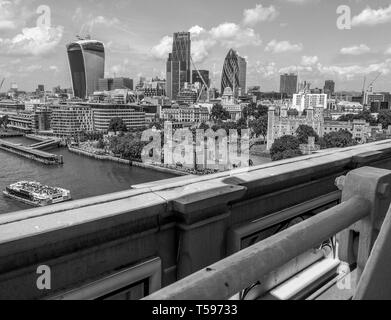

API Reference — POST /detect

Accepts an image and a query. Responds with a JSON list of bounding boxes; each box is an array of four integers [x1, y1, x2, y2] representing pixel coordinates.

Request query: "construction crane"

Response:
[[0, 78, 5, 92], [191, 57, 210, 103], [361, 76, 366, 105], [363, 72, 381, 106]]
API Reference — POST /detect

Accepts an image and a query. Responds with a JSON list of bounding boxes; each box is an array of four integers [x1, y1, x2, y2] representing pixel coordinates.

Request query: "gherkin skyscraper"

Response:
[[221, 49, 247, 97]]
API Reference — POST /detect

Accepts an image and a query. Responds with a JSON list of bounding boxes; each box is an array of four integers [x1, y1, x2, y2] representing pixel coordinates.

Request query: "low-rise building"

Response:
[[51, 105, 94, 137], [7, 109, 52, 133], [88, 103, 146, 132], [162, 105, 209, 123], [267, 105, 324, 150], [221, 87, 246, 121]]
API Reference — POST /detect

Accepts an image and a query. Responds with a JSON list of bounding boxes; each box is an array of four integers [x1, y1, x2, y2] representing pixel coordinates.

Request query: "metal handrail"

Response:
[[146, 196, 371, 300]]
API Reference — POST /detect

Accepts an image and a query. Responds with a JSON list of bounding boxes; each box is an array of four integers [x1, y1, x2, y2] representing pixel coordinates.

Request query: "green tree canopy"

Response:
[[322, 130, 358, 149], [108, 117, 128, 133], [270, 135, 302, 161], [378, 110, 391, 129], [0, 115, 9, 129], [249, 115, 268, 140], [296, 125, 319, 144], [210, 104, 230, 122], [243, 103, 268, 120], [338, 110, 377, 126]]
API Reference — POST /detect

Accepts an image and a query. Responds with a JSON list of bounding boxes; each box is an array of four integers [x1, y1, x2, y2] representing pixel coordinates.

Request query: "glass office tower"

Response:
[[67, 40, 105, 99]]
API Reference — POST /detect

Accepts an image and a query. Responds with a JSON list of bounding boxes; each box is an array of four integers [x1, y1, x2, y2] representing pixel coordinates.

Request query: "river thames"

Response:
[[0, 137, 176, 214]]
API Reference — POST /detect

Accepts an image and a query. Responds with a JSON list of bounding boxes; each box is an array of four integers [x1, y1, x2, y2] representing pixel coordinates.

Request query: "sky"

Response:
[[1, 0, 391, 92]]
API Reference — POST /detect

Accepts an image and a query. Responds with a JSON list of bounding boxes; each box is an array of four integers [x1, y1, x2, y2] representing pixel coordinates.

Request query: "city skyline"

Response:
[[1, 0, 391, 92]]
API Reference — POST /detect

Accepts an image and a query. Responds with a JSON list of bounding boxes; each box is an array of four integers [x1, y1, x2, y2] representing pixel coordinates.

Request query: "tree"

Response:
[[270, 135, 302, 161], [199, 122, 210, 131], [338, 110, 377, 126], [210, 104, 230, 122], [358, 110, 377, 126], [338, 114, 356, 122], [249, 115, 268, 141], [109, 117, 128, 133], [1, 115, 8, 130], [378, 110, 391, 129], [296, 125, 319, 144], [322, 130, 358, 149], [149, 119, 164, 130], [96, 139, 105, 149], [287, 109, 299, 117], [243, 103, 268, 120]]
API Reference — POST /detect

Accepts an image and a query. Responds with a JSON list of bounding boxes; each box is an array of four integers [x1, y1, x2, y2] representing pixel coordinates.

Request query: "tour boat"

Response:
[[3, 181, 72, 207]]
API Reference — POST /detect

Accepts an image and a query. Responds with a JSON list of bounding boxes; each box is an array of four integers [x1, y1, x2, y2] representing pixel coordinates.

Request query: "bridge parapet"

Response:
[[146, 166, 391, 300], [1, 140, 391, 299]]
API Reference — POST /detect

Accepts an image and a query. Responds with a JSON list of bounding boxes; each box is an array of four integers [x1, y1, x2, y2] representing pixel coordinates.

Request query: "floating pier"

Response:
[[0, 139, 63, 165]]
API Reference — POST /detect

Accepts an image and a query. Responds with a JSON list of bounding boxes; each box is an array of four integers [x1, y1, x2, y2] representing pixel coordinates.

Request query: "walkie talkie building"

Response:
[[221, 49, 247, 97], [67, 40, 105, 99]]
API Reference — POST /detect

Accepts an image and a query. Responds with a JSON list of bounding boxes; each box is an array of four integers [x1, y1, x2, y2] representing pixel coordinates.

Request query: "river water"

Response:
[[0, 137, 176, 214]]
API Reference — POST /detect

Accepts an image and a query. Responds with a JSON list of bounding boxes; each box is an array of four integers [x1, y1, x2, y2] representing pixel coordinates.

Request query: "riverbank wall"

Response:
[[68, 147, 188, 176], [0, 132, 24, 138]]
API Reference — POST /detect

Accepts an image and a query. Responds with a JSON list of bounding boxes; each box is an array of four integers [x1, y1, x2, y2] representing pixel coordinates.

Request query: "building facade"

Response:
[[280, 73, 298, 96], [166, 32, 191, 101], [324, 80, 335, 98], [51, 105, 94, 137], [88, 104, 146, 132], [67, 40, 105, 99], [221, 87, 244, 121], [267, 106, 382, 150], [267, 105, 325, 150], [292, 93, 328, 113], [221, 49, 247, 98], [162, 105, 209, 123]]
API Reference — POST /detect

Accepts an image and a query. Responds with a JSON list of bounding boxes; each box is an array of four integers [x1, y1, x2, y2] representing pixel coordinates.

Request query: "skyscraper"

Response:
[[166, 32, 191, 101], [324, 80, 335, 98], [67, 40, 105, 99], [280, 73, 298, 96], [221, 49, 247, 97]]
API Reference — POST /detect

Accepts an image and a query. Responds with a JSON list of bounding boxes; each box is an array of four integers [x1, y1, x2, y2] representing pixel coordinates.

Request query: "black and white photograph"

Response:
[[1, 0, 391, 306]]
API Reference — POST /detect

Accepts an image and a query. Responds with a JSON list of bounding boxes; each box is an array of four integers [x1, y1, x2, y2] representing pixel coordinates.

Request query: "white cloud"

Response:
[[385, 46, 391, 55], [0, 0, 32, 30], [0, 25, 64, 56], [210, 23, 262, 48], [49, 65, 59, 72], [280, 55, 391, 81], [352, 5, 391, 27], [80, 15, 121, 34], [151, 22, 262, 63], [265, 40, 303, 53], [24, 65, 42, 72], [301, 55, 319, 66], [243, 4, 279, 26], [318, 61, 391, 79], [340, 44, 371, 55], [283, 0, 319, 4], [150, 35, 173, 60], [255, 61, 277, 77]]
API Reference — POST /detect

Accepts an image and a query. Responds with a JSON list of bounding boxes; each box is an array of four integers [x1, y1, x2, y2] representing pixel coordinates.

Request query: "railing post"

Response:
[[336, 166, 391, 281], [171, 184, 246, 280]]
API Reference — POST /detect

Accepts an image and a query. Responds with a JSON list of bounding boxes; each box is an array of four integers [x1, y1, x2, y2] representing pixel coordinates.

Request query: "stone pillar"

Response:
[[172, 183, 247, 280], [266, 106, 276, 151]]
